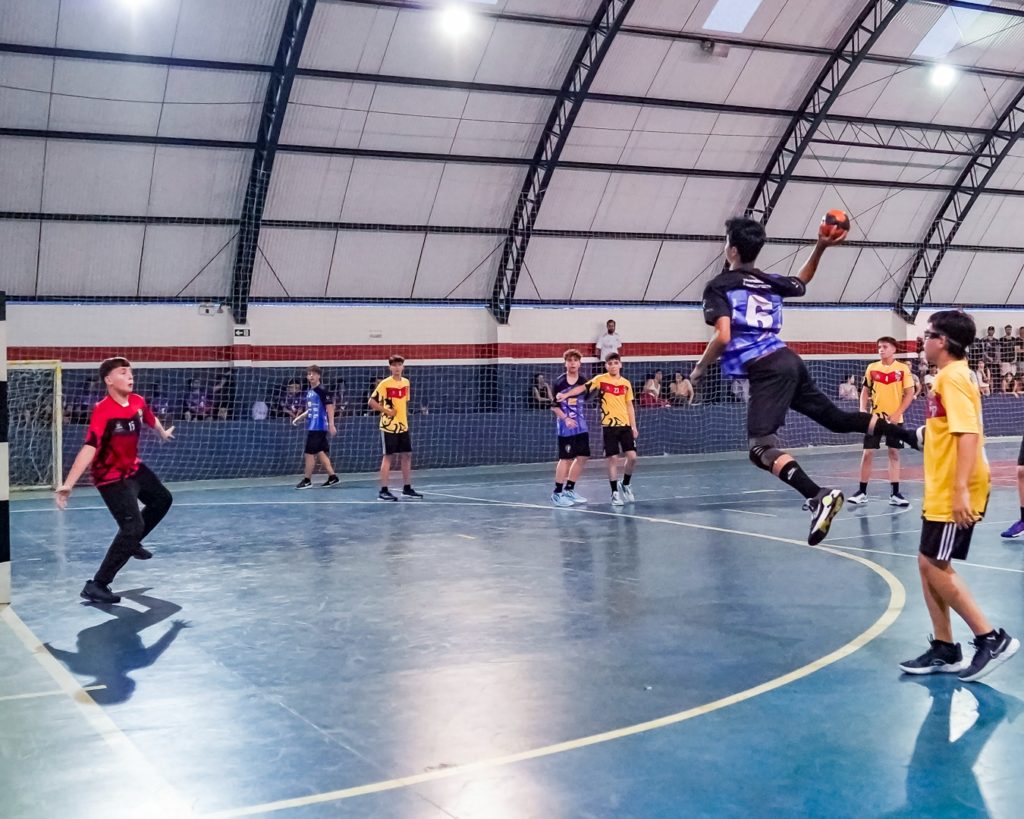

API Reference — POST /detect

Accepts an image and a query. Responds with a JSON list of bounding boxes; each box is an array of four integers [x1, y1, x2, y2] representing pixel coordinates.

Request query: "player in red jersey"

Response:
[[56, 357, 176, 604]]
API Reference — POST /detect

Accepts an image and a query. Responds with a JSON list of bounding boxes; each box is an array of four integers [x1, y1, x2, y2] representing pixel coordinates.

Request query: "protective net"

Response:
[[7, 361, 62, 489]]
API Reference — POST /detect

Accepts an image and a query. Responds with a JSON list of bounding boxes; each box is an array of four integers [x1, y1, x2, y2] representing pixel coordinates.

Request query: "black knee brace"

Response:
[[749, 444, 785, 472]]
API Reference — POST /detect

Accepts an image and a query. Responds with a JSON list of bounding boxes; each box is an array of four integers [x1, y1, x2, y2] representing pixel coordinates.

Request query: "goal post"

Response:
[[7, 360, 63, 490], [1, 291, 9, 604]]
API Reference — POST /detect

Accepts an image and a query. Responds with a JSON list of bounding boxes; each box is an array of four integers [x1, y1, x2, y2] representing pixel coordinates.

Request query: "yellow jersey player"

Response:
[[848, 337, 915, 507], [900, 310, 1018, 682], [368, 355, 422, 501]]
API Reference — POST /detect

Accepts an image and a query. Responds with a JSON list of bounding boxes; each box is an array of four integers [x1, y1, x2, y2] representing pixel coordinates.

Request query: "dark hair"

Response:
[[307, 364, 321, 375], [99, 357, 131, 380], [876, 336, 897, 347], [605, 353, 621, 363], [725, 217, 766, 264], [388, 355, 405, 365], [929, 310, 975, 359]]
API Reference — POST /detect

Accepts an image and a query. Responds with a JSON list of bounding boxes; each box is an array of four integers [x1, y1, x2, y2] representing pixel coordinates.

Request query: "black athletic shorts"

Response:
[[557, 432, 591, 460], [382, 431, 412, 455], [863, 431, 904, 450], [1018, 435, 1024, 466], [305, 431, 330, 455], [603, 426, 636, 457], [919, 519, 975, 561], [745, 347, 835, 438]]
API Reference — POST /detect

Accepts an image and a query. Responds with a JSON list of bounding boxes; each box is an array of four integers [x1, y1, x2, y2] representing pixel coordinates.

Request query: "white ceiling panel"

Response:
[[138, 225, 236, 297], [533, 170, 610, 231], [563, 101, 641, 164], [149, 147, 249, 218], [725, 51, 827, 109], [0, 138, 45, 211], [451, 114, 541, 158], [55, 0, 180, 55], [37, 222, 144, 296], [41, 141, 154, 215], [473, 21, 578, 87], [252, 228, 336, 298], [589, 34, 673, 97], [792, 245, 860, 301], [590, 174, 688, 233], [0, 55, 52, 130], [986, 148, 1024, 190], [281, 79, 373, 147], [378, 9, 496, 81], [762, 0, 862, 47], [664, 177, 753, 234], [642, 241, 722, 302], [159, 69, 267, 141], [618, 106, 721, 168], [413, 234, 505, 299], [797, 143, 966, 186], [866, 187, 945, 243], [519, 237, 589, 300], [0, 221, 41, 296], [500, 0, 600, 18], [953, 252, 1024, 304], [956, 196, 1024, 247], [870, 2, 945, 61], [428, 164, 523, 227], [264, 154, 354, 221], [0, 0, 59, 46], [1003, 257, 1024, 304], [340, 159, 445, 224], [360, 108, 461, 153], [837, 247, 915, 303], [571, 239, 661, 300], [301, 3, 398, 73], [924, 250, 974, 304], [326, 231, 423, 297], [625, 0, 702, 31], [48, 59, 165, 135], [172, 0, 288, 63]]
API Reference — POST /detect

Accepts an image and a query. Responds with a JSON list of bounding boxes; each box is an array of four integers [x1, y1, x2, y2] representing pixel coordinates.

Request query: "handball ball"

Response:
[[819, 209, 850, 239]]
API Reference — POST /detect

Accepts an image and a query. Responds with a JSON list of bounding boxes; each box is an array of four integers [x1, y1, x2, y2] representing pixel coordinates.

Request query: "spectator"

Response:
[[653, 369, 665, 398], [642, 373, 660, 400], [998, 324, 1016, 377], [730, 377, 750, 403], [531, 373, 555, 409], [183, 377, 212, 421], [150, 384, 172, 425], [279, 379, 305, 421], [838, 374, 859, 400], [639, 389, 670, 408], [916, 336, 928, 376], [978, 325, 998, 369], [669, 371, 695, 405], [911, 371, 923, 399], [923, 364, 938, 395], [251, 399, 269, 420], [595, 319, 622, 365], [332, 378, 349, 416], [211, 371, 233, 420], [1016, 327, 1024, 373], [974, 361, 992, 397], [1001, 370, 1021, 396]]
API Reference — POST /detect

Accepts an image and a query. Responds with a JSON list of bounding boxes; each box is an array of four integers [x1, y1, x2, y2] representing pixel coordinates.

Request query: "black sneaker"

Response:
[[378, 488, 397, 502], [899, 636, 965, 674], [402, 487, 424, 499], [807, 488, 844, 546], [322, 475, 340, 487], [295, 478, 312, 490], [959, 629, 1021, 683], [80, 580, 120, 604], [133, 545, 153, 560]]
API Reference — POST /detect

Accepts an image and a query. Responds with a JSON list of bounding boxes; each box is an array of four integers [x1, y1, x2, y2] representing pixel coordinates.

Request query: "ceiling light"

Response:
[[930, 63, 957, 88], [439, 3, 473, 38]]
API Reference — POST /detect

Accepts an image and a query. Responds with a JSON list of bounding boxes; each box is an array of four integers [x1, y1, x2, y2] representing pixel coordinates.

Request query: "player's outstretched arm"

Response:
[[291, 410, 308, 427], [797, 232, 847, 284], [691, 316, 731, 382], [55, 444, 97, 509], [555, 384, 587, 402], [152, 417, 175, 441]]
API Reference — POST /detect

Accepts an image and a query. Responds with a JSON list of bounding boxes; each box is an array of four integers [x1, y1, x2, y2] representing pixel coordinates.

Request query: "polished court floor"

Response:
[[3, 444, 1024, 818]]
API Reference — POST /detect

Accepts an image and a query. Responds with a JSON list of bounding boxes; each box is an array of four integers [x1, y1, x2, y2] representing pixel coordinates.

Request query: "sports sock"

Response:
[[555, 482, 564, 494], [403, 484, 412, 492], [622, 473, 632, 486], [565, 480, 575, 491], [778, 460, 821, 500], [609, 480, 618, 492], [858, 482, 868, 494], [1019, 506, 1023, 521], [891, 482, 900, 495]]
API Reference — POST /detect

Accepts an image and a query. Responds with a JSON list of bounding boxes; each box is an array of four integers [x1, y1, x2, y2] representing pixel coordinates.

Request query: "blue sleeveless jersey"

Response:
[[553, 373, 588, 436]]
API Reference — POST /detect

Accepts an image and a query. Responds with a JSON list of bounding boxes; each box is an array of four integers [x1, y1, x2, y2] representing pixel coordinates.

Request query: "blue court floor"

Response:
[[3, 444, 1024, 819]]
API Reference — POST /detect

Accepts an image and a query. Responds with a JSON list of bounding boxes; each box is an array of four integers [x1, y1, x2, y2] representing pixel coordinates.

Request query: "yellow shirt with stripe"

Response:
[[586, 374, 634, 427], [372, 377, 410, 433], [863, 360, 913, 417], [922, 360, 989, 523]]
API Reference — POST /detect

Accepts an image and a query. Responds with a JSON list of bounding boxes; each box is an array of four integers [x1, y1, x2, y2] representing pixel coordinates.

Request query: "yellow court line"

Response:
[[0, 684, 105, 703], [0, 606, 196, 818], [203, 493, 906, 819]]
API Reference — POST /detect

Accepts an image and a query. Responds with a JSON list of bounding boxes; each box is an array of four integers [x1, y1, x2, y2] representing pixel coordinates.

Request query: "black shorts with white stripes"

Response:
[[919, 519, 975, 561]]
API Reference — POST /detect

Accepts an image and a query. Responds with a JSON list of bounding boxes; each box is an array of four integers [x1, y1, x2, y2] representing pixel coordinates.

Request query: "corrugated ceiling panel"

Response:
[[924, 250, 974, 304], [642, 241, 723, 302], [0, 138, 44, 211], [159, 69, 267, 141], [563, 101, 642, 164], [37, 222, 144, 296], [0, 55, 52, 130], [172, 0, 289, 63], [0, 221, 40, 296], [956, 196, 1024, 247], [954, 252, 1024, 303], [870, 1, 944, 60], [986, 148, 1024, 190], [797, 143, 967, 186], [500, 0, 600, 18], [473, 20, 578, 87], [533, 169, 610, 231], [138, 225, 236, 297], [793, 245, 861, 301], [590, 174, 688, 232], [1004, 257, 1024, 303], [838, 247, 916, 303], [149, 147, 249, 218], [428, 164, 523, 227], [48, 59, 165, 136], [450, 98, 545, 158], [41, 141, 155, 215], [589, 34, 674, 97], [281, 79, 373, 147], [625, 0, 702, 31], [253, 228, 335, 298], [264, 154, 354, 221], [55, 0, 179, 55], [663, 177, 753, 234], [725, 51, 828, 109], [340, 159, 445, 224], [0, 0, 59, 46], [412, 234, 504, 298], [519, 237, 589, 300], [300, 3, 398, 73], [377, 9, 495, 81], [571, 239, 661, 300], [762, 0, 863, 47], [326, 231, 423, 297]]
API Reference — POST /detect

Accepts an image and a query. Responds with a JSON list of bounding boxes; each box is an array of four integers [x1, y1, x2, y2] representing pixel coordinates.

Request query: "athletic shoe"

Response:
[[611, 490, 624, 507], [378, 488, 397, 502], [133, 545, 153, 560], [915, 425, 926, 450], [889, 492, 910, 507], [620, 485, 635, 503], [322, 475, 340, 487], [562, 489, 587, 504], [402, 487, 424, 499], [801, 498, 811, 511], [847, 491, 868, 506], [1000, 520, 1024, 539], [959, 629, 1020, 683], [80, 580, 120, 605], [807, 488, 844, 546], [295, 478, 312, 490], [899, 636, 966, 674], [551, 492, 575, 508]]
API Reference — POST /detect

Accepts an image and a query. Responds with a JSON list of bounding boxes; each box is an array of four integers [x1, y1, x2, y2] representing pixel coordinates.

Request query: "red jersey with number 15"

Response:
[[85, 394, 157, 485]]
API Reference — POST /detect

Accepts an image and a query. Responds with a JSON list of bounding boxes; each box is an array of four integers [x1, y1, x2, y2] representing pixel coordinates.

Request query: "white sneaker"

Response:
[[620, 485, 635, 503], [611, 490, 624, 506], [551, 492, 574, 508], [889, 492, 910, 507], [848, 491, 868, 505], [563, 489, 588, 504]]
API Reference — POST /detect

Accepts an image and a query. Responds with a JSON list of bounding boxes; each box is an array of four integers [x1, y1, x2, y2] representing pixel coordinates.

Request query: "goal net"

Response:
[[7, 361, 62, 489]]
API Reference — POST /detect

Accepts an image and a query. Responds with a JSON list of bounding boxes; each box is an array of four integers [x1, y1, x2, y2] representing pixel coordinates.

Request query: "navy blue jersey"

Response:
[[702, 268, 806, 377], [305, 385, 332, 431], [553, 373, 588, 437]]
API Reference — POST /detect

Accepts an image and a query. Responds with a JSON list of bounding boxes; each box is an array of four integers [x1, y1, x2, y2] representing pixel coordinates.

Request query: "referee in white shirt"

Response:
[[595, 319, 622, 373]]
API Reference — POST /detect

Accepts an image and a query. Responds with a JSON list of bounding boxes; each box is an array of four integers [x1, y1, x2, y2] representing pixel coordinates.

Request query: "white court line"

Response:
[[720, 508, 777, 518], [0, 606, 195, 817], [824, 543, 1024, 575], [9, 500, 509, 514], [0, 684, 106, 703], [202, 491, 905, 818], [841, 509, 913, 521]]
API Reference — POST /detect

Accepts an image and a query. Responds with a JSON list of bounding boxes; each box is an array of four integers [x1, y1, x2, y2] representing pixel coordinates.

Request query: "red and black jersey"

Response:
[[85, 394, 157, 485]]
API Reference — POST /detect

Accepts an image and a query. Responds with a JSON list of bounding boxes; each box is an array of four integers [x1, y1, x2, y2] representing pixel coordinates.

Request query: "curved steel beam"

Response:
[[229, 0, 317, 324], [895, 83, 1024, 321], [488, 0, 635, 324], [744, 0, 909, 223]]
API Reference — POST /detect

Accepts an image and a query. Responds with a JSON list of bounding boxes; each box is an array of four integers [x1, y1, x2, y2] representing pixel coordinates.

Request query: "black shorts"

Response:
[[1017, 435, 1024, 466], [919, 519, 975, 561], [382, 431, 412, 455], [557, 432, 591, 460], [863, 432, 904, 450], [305, 431, 330, 455], [603, 426, 636, 457], [745, 347, 837, 438]]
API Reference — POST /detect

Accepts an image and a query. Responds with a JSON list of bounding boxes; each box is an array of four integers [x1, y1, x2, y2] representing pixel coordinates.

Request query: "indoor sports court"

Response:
[[3, 1, 1024, 817]]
